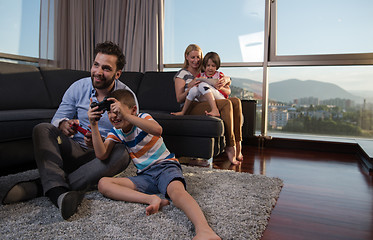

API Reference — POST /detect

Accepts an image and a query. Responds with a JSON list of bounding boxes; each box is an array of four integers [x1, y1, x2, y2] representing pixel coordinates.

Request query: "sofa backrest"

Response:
[[0, 62, 52, 110], [39, 67, 90, 108], [136, 71, 180, 112], [118, 72, 144, 95]]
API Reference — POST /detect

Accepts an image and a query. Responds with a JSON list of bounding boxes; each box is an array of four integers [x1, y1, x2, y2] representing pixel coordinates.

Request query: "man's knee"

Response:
[[33, 122, 54, 135]]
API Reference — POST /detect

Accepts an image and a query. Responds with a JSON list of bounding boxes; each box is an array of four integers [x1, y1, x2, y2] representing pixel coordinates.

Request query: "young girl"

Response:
[[172, 52, 230, 117]]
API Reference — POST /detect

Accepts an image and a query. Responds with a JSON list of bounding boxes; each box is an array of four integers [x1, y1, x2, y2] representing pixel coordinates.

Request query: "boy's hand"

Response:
[[88, 98, 104, 124], [107, 98, 128, 119], [84, 131, 93, 147]]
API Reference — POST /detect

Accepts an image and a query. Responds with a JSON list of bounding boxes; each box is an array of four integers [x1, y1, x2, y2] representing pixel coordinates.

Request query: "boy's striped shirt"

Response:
[[106, 113, 178, 172]]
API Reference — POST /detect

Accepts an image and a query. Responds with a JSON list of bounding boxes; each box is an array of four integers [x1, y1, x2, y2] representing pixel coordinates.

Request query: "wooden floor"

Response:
[[210, 145, 373, 240]]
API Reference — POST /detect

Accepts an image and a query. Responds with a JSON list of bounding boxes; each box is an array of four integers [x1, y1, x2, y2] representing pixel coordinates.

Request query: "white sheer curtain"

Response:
[[39, 0, 164, 72]]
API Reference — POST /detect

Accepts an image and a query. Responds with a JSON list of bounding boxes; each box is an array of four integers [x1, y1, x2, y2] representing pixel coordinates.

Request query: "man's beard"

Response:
[[91, 74, 115, 89]]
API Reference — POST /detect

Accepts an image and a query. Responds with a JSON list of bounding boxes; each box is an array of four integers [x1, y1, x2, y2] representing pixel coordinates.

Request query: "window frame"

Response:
[[163, 0, 373, 137]]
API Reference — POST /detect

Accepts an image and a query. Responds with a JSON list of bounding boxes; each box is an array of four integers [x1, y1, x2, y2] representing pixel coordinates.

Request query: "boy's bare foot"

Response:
[[145, 196, 170, 216], [171, 111, 184, 116], [225, 146, 240, 165], [205, 110, 220, 117], [193, 228, 221, 240]]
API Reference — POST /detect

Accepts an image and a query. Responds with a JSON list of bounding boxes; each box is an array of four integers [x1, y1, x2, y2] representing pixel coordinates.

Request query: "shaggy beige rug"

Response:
[[0, 164, 283, 240]]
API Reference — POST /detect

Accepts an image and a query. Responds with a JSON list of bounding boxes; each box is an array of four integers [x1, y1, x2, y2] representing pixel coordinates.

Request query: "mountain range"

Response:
[[231, 77, 371, 104]]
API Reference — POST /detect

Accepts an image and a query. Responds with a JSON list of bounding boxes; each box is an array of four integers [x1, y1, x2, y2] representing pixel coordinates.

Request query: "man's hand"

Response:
[[59, 119, 79, 137]]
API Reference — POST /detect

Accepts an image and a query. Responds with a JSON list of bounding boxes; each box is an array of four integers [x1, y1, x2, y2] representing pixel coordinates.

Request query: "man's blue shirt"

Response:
[[52, 77, 138, 147]]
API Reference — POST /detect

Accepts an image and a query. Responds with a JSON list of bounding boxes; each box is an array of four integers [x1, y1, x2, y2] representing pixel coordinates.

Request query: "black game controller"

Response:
[[90, 97, 114, 112], [71, 123, 91, 136]]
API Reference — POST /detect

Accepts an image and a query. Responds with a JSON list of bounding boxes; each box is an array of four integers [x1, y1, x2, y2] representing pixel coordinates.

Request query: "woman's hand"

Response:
[[187, 78, 201, 89], [175, 77, 200, 104]]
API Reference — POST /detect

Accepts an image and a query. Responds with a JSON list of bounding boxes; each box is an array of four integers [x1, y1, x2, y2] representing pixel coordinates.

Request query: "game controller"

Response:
[[71, 123, 91, 136], [90, 97, 114, 112]]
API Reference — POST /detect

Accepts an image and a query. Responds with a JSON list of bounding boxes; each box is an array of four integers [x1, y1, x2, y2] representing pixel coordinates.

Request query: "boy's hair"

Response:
[[94, 41, 126, 71], [109, 89, 136, 109], [202, 52, 221, 70], [183, 44, 203, 70]]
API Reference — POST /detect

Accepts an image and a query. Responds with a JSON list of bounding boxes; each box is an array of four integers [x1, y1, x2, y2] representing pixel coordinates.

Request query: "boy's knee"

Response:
[[97, 177, 110, 194], [166, 180, 186, 200]]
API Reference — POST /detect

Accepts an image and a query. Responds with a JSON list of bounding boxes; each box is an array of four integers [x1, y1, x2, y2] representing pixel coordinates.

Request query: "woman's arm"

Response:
[[174, 77, 189, 103], [175, 77, 201, 104]]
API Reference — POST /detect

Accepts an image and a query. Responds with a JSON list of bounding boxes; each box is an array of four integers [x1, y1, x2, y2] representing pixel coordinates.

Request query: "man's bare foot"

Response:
[[171, 111, 185, 116], [145, 196, 170, 216], [205, 109, 220, 117], [193, 228, 221, 240], [225, 146, 240, 165]]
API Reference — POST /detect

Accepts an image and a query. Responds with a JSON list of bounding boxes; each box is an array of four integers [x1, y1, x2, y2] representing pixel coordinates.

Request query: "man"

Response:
[[2, 41, 138, 220]]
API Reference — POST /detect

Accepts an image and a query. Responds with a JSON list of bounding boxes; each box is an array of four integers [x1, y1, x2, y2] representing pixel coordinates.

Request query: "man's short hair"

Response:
[[94, 41, 126, 71], [109, 89, 136, 108]]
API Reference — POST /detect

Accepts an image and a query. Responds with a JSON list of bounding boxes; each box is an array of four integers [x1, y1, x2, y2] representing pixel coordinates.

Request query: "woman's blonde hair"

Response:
[[183, 44, 203, 70]]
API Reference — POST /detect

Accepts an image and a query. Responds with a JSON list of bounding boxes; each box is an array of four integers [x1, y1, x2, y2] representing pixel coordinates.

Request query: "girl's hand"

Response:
[[215, 76, 231, 89]]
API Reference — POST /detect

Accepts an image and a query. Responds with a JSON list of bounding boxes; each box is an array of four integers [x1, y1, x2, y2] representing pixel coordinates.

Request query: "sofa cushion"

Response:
[[147, 112, 224, 138], [0, 109, 56, 142], [0, 62, 52, 110], [119, 72, 144, 94], [39, 67, 90, 108], [137, 71, 180, 112]]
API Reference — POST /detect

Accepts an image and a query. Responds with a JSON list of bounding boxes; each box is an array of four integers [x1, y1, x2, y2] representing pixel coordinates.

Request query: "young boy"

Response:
[[88, 89, 220, 240]]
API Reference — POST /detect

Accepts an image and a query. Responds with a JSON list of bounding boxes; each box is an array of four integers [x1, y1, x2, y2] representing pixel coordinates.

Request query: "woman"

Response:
[[174, 44, 243, 165]]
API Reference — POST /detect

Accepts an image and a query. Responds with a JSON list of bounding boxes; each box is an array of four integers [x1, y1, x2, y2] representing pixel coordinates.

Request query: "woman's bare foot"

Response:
[[171, 111, 185, 116], [145, 195, 170, 216], [236, 141, 243, 161], [205, 109, 220, 117], [225, 146, 240, 165]]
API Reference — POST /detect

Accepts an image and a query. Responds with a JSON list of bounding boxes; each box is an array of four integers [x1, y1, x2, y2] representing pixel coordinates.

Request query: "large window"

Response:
[[276, 0, 373, 56], [164, 0, 373, 139], [164, 0, 265, 64], [0, 0, 40, 59]]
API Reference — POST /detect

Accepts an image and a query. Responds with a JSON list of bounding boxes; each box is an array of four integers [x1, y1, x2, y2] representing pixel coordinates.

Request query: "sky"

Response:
[[0, 0, 372, 93]]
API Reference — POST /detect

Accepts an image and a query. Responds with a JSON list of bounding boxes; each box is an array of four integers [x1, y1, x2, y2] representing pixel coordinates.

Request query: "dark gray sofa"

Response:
[[0, 61, 226, 176]]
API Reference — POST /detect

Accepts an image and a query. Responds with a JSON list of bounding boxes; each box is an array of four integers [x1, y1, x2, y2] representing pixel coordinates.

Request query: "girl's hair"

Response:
[[202, 52, 221, 71], [183, 44, 203, 70], [109, 89, 136, 108]]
